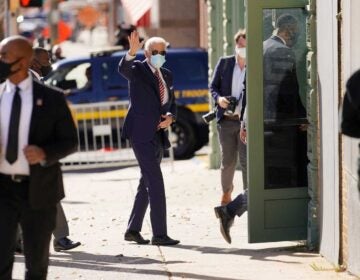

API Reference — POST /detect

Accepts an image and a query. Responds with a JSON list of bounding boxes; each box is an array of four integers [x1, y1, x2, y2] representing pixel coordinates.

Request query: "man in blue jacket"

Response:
[[210, 30, 247, 207], [118, 31, 179, 246]]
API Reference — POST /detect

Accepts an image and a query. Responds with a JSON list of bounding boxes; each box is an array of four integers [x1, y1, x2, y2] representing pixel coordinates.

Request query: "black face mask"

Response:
[[288, 30, 299, 47], [0, 58, 21, 81], [40, 65, 52, 77]]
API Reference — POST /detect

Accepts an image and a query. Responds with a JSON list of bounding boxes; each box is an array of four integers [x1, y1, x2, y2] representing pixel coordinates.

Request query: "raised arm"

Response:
[[118, 31, 145, 80]]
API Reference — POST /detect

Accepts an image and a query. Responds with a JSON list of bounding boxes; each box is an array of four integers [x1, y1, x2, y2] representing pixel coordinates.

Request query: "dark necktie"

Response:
[[6, 86, 21, 164], [154, 70, 165, 105]]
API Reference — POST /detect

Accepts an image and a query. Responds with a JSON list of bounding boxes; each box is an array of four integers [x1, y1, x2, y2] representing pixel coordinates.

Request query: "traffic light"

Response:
[[20, 0, 43, 8]]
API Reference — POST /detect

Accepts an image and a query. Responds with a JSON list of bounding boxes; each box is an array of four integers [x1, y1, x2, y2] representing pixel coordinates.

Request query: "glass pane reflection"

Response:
[[262, 9, 308, 189]]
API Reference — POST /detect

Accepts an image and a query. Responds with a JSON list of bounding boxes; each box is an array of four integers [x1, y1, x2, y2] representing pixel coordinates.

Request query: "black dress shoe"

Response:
[[54, 237, 81, 252], [214, 206, 234, 244], [151, 235, 180, 246], [124, 231, 150, 244]]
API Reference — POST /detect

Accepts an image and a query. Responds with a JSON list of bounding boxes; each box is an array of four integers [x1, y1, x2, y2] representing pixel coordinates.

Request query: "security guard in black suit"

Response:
[[0, 36, 78, 280]]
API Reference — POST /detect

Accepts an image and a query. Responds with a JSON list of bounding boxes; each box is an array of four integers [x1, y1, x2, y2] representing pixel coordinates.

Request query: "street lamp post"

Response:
[[49, 0, 59, 46], [5, 0, 19, 37]]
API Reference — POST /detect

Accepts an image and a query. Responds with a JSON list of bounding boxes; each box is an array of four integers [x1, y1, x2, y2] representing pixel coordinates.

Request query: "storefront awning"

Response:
[[121, 0, 153, 25]]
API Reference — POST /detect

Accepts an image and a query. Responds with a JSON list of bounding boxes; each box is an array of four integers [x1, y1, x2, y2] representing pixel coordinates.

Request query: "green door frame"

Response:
[[246, 0, 310, 243]]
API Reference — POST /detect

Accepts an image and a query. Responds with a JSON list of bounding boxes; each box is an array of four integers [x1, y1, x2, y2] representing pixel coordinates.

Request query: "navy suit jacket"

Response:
[[210, 55, 246, 122], [118, 56, 176, 148]]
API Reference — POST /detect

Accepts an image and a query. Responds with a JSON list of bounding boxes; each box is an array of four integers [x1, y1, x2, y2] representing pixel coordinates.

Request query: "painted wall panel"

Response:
[[317, 0, 339, 263]]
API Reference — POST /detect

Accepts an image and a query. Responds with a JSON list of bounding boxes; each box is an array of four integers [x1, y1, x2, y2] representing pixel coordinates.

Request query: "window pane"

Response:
[[262, 8, 308, 189]]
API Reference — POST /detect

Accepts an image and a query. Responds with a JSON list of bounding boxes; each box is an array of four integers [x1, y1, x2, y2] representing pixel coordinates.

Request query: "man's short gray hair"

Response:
[[144, 37, 167, 52]]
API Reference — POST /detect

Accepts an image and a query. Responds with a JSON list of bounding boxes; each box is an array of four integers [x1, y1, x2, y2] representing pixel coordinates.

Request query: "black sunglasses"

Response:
[[151, 50, 166, 56]]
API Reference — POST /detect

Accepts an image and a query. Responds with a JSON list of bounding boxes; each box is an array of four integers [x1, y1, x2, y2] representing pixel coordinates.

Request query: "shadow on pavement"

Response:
[[50, 251, 185, 265], [51, 251, 244, 280], [62, 164, 138, 174], [174, 244, 316, 264], [15, 252, 242, 280]]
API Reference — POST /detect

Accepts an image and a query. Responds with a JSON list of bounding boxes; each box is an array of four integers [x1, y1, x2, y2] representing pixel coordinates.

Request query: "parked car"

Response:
[[44, 48, 210, 159]]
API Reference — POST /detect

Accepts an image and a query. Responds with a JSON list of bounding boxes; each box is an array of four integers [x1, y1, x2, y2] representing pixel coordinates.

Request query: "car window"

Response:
[[46, 62, 91, 90], [65, 63, 91, 89]]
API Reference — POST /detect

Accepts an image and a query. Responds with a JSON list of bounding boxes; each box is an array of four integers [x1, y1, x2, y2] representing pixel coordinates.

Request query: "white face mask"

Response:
[[235, 47, 246, 59], [150, 54, 166, 69]]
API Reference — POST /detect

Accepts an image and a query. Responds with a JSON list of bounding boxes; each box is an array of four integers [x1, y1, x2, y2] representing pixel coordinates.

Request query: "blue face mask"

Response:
[[150, 54, 166, 68]]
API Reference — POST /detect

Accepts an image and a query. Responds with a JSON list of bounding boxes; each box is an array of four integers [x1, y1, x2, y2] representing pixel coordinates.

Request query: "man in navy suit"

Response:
[[118, 31, 179, 246], [210, 30, 247, 207]]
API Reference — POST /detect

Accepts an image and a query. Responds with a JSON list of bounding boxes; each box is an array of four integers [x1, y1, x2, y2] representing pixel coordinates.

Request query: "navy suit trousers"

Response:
[[127, 131, 167, 237]]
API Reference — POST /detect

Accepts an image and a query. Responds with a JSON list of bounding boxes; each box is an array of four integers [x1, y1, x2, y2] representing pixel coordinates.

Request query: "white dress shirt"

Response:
[[0, 74, 33, 175], [230, 62, 246, 116], [125, 53, 169, 104]]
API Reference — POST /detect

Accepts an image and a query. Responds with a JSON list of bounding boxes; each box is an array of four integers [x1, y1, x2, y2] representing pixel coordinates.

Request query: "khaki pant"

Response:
[[217, 119, 247, 193]]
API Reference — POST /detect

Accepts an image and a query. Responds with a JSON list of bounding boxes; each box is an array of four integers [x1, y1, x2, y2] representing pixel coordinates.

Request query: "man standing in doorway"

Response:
[[214, 14, 307, 244], [118, 31, 179, 246]]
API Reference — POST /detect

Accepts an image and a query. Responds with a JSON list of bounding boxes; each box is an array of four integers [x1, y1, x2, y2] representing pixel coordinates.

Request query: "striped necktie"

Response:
[[154, 70, 165, 105]]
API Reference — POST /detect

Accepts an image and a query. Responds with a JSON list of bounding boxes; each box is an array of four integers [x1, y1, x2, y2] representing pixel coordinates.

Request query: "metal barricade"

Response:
[[61, 101, 174, 170]]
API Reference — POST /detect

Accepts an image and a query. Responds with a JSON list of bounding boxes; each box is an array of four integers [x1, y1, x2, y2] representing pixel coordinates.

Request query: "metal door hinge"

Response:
[[336, 11, 342, 21]]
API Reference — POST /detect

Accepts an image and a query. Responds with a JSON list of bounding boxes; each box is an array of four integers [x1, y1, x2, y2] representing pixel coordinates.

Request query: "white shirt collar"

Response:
[[5, 73, 32, 93], [30, 69, 41, 81], [274, 35, 287, 46]]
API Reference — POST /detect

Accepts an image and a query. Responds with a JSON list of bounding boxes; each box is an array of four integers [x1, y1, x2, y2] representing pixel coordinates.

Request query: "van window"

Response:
[[66, 63, 91, 89], [46, 62, 91, 90]]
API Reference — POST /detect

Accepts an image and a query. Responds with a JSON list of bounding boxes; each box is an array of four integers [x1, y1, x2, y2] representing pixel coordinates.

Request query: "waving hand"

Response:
[[128, 31, 144, 56]]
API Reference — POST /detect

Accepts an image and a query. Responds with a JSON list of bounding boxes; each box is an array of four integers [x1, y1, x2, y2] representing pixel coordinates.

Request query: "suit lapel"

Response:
[[142, 60, 157, 85], [29, 81, 44, 142], [225, 56, 236, 94]]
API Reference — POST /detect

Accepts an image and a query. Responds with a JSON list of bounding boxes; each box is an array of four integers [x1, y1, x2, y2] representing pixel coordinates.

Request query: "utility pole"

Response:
[[6, 0, 19, 37], [108, 0, 118, 45], [49, 0, 59, 47]]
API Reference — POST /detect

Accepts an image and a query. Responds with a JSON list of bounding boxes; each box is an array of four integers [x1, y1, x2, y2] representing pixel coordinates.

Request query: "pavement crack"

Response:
[[130, 174, 173, 279], [157, 246, 173, 280]]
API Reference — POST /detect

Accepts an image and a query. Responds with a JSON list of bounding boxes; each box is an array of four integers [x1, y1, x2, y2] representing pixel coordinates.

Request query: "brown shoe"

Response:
[[214, 206, 234, 244]]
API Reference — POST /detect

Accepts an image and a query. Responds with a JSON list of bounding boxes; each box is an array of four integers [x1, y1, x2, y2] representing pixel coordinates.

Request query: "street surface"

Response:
[[13, 150, 359, 280]]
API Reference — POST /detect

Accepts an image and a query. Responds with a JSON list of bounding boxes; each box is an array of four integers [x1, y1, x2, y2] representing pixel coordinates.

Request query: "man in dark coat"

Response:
[[0, 36, 78, 280], [118, 31, 179, 246]]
